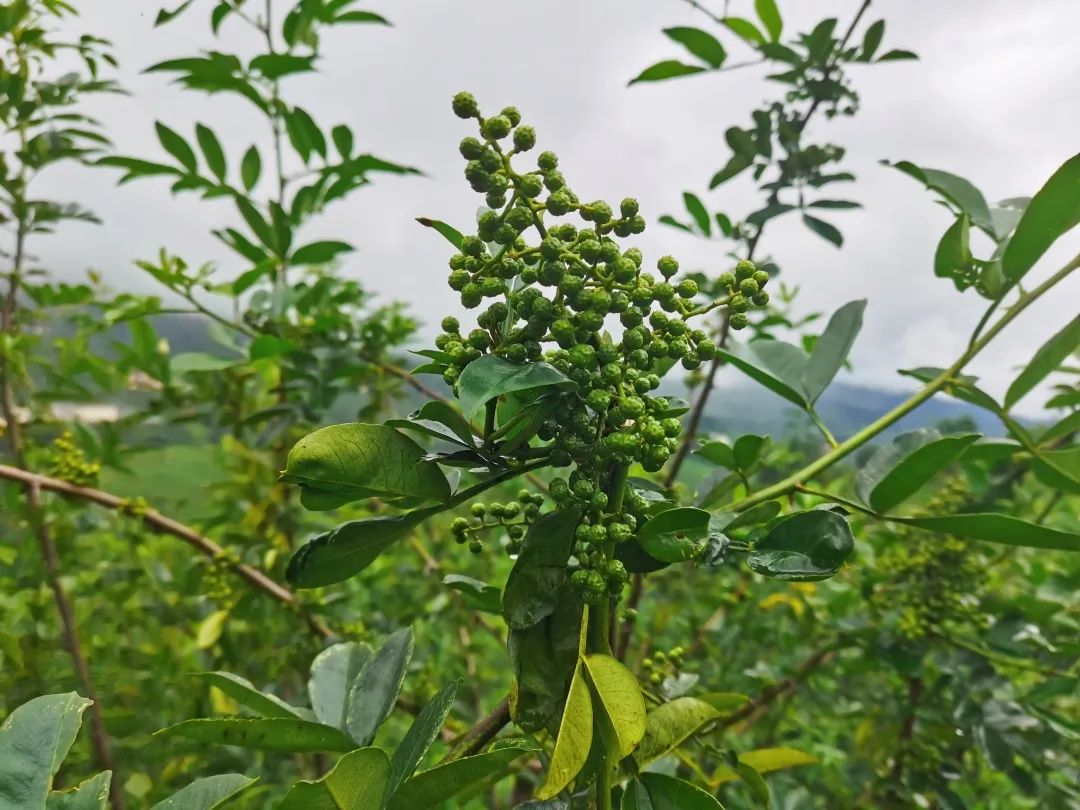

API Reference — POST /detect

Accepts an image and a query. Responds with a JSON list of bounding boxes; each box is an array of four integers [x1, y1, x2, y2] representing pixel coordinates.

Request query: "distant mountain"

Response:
[[663, 377, 1003, 445], [82, 312, 1006, 441]]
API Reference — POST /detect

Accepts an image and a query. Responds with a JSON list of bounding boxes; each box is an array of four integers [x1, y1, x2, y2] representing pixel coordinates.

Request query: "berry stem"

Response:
[[589, 461, 629, 810], [484, 399, 496, 439]]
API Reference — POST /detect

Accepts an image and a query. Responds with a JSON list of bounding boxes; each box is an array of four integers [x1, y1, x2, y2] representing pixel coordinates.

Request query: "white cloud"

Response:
[[35, 0, 1080, 418]]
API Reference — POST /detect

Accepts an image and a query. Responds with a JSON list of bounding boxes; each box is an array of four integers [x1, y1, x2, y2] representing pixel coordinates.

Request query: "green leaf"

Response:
[[416, 217, 464, 249], [884, 161, 996, 236], [503, 508, 581, 630], [307, 642, 374, 731], [1040, 410, 1080, 445], [807, 199, 861, 210], [46, 772, 112, 810], [717, 339, 808, 408], [508, 594, 584, 732], [234, 197, 276, 252], [876, 49, 918, 61], [198, 613, 230, 652], [194, 124, 226, 180], [291, 240, 354, 266], [443, 575, 502, 613], [683, 192, 712, 235], [634, 697, 721, 768], [156, 718, 355, 752], [695, 441, 736, 470], [855, 430, 980, 513], [722, 16, 765, 45], [410, 401, 477, 447], [1002, 152, 1080, 281], [388, 748, 532, 810], [663, 27, 727, 68], [336, 10, 391, 25], [629, 60, 707, 86], [457, 356, 575, 419], [332, 125, 354, 159], [802, 213, 843, 247], [698, 692, 751, 713], [240, 146, 261, 191], [346, 628, 414, 747], [155, 121, 197, 173], [894, 514, 1080, 552], [250, 53, 316, 80], [282, 423, 450, 510], [748, 510, 854, 581], [0, 692, 92, 807], [389, 680, 461, 795], [754, 0, 782, 41], [149, 775, 256, 810], [583, 654, 646, 759], [1004, 313, 1080, 411], [713, 747, 816, 784], [725, 127, 756, 159], [860, 20, 885, 60], [624, 773, 725, 809], [718, 502, 781, 532], [736, 762, 770, 807], [155, 0, 197, 26], [195, 672, 303, 719], [733, 434, 768, 469], [210, 3, 231, 33], [637, 507, 711, 563], [934, 214, 973, 285], [278, 748, 391, 810], [710, 153, 753, 188], [802, 300, 865, 404], [535, 661, 593, 800], [286, 106, 327, 162], [286, 508, 439, 588]]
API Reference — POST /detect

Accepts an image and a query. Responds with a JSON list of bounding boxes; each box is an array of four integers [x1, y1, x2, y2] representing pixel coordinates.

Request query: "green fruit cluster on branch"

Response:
[[434, 93, 770, 601], [450, 489, 546, 555]]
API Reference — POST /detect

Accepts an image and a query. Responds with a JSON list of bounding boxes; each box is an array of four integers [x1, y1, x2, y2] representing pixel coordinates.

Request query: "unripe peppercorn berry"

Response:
[[482, 115, 512, 140], [657, 255, 679, 278], [537, 150, 558, 171], [513, 125, 536, 151], [452, 91, 479, 118]]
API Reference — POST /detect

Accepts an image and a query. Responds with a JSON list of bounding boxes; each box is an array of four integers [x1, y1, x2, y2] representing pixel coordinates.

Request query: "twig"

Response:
[[0, 464, 333, 639], [441, 695, 512, 763]]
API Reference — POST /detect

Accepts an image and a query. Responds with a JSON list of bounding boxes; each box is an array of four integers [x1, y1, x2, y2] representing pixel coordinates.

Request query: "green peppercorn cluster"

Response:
[[642, 646, 686, 686], [45, 431, 101, 487], [204, 548, 242, 605], [450, 489, 546, 556], [437, 94, 769, 602], [872, 479, 986, 641]]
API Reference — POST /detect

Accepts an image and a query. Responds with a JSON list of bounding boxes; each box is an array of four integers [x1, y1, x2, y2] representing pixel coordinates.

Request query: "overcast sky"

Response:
[[38, 0, 1080, 417]]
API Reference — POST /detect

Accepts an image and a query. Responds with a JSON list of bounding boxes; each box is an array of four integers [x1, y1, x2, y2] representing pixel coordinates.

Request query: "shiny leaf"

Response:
[[748, 510, 854, 581]]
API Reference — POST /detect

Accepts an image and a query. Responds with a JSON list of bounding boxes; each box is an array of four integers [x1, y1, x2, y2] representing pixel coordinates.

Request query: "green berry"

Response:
[[483, 115, 512, 140], [513, 125, 536, 151], [459, 137, 483, 159], [657, 255, 679, 278], [537, 151, 558, 171], [452, 91, 479, 118]]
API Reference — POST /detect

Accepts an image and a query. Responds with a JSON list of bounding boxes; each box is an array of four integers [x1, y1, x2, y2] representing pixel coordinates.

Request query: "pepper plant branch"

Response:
[[729, 251, 1080, 512], [1, 95, 125, 808], [0, 463, 334, 640]]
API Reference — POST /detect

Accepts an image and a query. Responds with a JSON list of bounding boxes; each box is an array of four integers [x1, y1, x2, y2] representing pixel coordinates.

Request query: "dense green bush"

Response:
[[2, 1, 1077, 808]]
